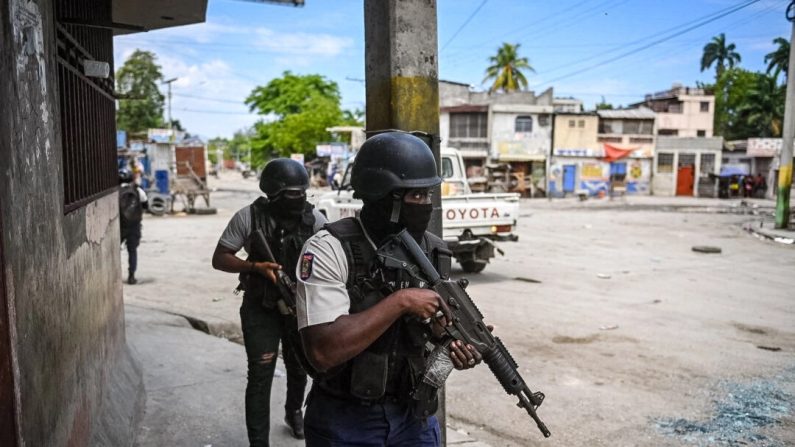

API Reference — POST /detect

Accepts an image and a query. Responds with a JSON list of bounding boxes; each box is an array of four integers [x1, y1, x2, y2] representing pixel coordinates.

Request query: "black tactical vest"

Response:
[[317, 217, 451, 412], [239, 197, 316, 306]]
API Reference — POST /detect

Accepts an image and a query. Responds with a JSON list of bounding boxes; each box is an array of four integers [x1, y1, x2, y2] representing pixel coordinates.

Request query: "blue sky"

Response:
[[113, 0, 791, 139]]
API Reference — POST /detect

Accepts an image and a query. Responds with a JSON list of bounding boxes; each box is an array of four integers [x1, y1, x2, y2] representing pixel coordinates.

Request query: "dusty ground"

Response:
[[124, 172, 795, 446]]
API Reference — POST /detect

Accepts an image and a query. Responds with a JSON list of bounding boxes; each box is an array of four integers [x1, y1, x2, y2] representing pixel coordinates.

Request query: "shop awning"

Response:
[[602, 144, 637, 162]]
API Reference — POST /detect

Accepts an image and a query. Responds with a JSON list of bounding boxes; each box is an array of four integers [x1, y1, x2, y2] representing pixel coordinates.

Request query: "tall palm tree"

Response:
[[483, 43, 535, 93], [700, 33, 741, 77], [738, 74, 785, 137], [764, 37, 790, 80]]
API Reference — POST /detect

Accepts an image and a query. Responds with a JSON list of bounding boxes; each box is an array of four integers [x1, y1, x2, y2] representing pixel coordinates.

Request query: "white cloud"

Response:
[[254, 27, 354, 57], [114, 39, 259, 139]]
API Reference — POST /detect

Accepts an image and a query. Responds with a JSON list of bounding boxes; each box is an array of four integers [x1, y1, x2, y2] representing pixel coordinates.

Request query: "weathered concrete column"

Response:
[[363, 0, 446, 441], [364, 0, 442, 234], [776, 11, 795, 228]]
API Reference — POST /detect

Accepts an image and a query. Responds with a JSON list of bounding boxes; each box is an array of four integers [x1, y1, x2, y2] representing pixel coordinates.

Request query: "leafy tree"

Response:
[[595, 96, 614, 110], [483, 43, 535, 93], [342, 108, 365, 126], [700, 33, 741, 78], [207, 137, 229, 164], [737, 74, 785, 137], [711, 68, 783, 140], [245, 71, 343, 160], [116, 50, 165, 133], [765, 37, 790, 80]]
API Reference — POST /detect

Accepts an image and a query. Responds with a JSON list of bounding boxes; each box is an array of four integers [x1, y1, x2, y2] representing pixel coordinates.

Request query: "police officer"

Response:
[[212, 158, 326, 446], [296, 132, 481, 446], [119, 168, 148, 285]]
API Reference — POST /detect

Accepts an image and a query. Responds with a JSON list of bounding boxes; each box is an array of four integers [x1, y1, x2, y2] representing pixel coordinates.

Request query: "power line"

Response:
[[440, 0, 489, 53], [533, 0, 777, 78], [175, 108, 257, 115], [532, 0, 761, 88], [172, 92, 246, 104]]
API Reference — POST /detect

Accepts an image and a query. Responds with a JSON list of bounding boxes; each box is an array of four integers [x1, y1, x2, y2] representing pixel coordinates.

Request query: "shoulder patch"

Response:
[[300, 252, 315, 280]]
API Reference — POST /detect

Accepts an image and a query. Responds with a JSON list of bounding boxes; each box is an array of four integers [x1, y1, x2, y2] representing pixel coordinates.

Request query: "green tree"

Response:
[[483, 43, 535, 93], [595, 96, 614, 110], [711, 68, 783, 140], [245, 71, 343, 160], [342, 108, 365, 126], [765, 37, 790, 80], [737, 74, 785, 137], [116, 50, 165, 133], [700, 33, 741, 78], [207, 137, 229, 165]]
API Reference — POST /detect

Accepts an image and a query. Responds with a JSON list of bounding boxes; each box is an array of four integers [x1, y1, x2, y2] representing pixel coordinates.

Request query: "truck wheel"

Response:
[[460, 260, 487, 273]]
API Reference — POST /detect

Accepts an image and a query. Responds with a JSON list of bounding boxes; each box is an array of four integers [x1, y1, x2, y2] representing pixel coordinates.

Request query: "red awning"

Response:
[[602, 144, 636, 162]]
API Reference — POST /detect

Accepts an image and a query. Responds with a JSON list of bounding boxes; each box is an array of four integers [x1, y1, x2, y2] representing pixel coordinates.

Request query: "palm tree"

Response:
[[764, 37, 790, 80], [483, 43, 535, 93], [738, 74, 785, 137], [700, 33, 741, 77]]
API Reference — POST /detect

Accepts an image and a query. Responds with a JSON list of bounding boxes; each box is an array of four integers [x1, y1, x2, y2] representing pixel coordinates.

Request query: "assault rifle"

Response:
[[377, 230, 551, 438], [250, 227, 296, 315]]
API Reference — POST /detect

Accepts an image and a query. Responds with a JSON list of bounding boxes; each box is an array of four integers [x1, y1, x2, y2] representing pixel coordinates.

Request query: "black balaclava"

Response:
[[360, 190, 432, 244], [269, 191, 306, 221]]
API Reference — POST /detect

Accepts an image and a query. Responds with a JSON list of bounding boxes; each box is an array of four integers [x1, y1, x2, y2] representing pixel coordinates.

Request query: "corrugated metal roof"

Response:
[[596, 107, 656, 119]]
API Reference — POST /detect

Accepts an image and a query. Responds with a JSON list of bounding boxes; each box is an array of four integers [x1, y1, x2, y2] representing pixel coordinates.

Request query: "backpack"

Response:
[[119, 184, 143, 225]]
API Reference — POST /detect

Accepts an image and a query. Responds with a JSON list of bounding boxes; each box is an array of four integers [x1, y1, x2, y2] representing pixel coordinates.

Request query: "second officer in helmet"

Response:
[[212, 158, 326, 446]]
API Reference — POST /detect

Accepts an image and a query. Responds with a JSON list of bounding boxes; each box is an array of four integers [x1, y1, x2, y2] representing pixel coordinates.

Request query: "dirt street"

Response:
[[125, 172, 795, 446]]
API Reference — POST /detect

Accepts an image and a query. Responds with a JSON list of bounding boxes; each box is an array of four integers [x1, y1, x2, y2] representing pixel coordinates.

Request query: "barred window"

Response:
[[657, 153, 674, 173], [700, 153, 715, 174], [56, 3, 117, 213], [515, 116, 533, 133], [450, 113, 487, 139]]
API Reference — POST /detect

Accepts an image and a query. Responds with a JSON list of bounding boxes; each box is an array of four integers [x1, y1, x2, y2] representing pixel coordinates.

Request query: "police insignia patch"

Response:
[[300, 253, 314, 280]]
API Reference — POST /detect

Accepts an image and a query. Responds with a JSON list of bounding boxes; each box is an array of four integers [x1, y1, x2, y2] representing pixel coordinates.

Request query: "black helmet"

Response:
[[119, 168, 133, 184], [259, 158, 309, 197], [351, 132, 441, 200]]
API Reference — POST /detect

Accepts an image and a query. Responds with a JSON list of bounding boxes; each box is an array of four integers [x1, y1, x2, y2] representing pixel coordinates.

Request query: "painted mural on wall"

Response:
[[548, 154, 651, 196]]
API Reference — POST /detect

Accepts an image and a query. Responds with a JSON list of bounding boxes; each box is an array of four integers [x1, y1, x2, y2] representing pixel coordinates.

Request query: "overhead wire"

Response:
[[531, 0, 761, 88], [440, 0, 489, 53]]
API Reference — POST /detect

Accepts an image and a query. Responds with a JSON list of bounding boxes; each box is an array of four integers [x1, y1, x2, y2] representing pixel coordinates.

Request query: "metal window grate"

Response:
[[657, 153, 674, 173], [55, 1, 117, 214]]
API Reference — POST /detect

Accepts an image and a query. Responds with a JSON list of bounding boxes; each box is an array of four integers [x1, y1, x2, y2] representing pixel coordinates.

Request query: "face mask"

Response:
[[399, 202, 433, 239], [272, 193, 306, 218]]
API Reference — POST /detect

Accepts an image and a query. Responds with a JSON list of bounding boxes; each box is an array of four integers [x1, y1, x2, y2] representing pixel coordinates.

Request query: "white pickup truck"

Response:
[[315, 148, 520, 273]]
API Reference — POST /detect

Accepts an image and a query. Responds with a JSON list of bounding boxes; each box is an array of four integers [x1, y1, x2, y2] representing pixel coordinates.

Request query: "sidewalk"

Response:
[[125, 303, 490, 446]]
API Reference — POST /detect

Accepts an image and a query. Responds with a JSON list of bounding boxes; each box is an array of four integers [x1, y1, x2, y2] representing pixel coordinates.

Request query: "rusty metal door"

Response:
[[676, 165, 695, 196]]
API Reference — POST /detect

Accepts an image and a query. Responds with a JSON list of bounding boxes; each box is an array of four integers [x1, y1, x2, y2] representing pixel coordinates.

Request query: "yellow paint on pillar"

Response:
[[390, 76, 440, 133], [779, 164, 793, 190]]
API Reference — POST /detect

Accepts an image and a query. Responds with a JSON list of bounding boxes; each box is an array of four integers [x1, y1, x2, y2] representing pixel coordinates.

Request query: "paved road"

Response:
[[124, 172, 795, 446]]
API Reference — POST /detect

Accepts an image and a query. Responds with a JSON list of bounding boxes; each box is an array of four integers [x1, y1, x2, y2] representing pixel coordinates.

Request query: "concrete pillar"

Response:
[[363, 0, 446, 440], [364, 0, 442, 233]]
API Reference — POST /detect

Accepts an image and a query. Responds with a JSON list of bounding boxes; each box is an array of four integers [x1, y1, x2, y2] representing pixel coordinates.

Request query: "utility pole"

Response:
[[776, 2, 795, 228], [162, 77, 178, 133], [363, 0, 446, 441]]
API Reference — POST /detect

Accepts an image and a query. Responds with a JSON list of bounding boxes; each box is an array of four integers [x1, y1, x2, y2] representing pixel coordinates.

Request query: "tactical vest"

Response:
[[239, 197, 316, 306], [317, 217, 451, 413]]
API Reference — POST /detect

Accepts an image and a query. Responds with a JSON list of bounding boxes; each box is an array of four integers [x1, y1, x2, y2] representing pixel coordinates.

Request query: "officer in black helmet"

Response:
[[296, 132, 481, 446], [212, 158, 327, 446]]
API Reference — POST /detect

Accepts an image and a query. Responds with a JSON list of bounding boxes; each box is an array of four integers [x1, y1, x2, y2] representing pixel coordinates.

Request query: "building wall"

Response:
[[490, 108, 552, 161], [0, 1, 143, 445], [652, 137, 723, 196], [548, 156, 652, 196], [655, 94, 714, 137], [553, 114, 599, 152]]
